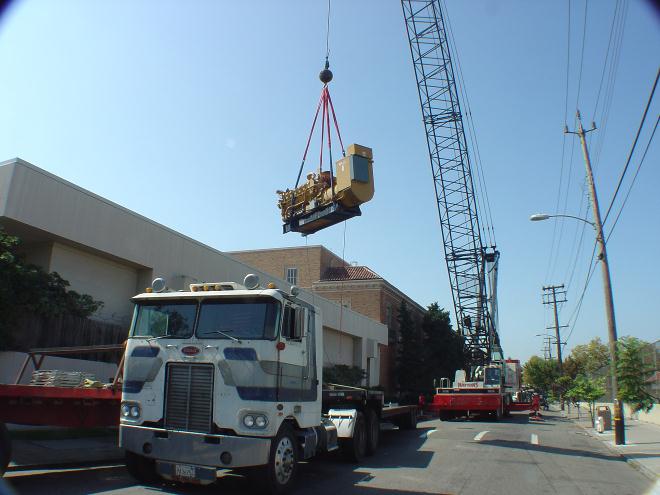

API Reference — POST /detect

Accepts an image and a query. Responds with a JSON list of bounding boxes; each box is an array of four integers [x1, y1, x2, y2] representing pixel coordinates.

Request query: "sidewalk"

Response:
[[564, 408, 660, 480]]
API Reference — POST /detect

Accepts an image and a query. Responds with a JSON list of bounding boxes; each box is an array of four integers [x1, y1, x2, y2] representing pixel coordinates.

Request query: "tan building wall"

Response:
[[49, 242, 140, 324], [323, 327, 356, 367]]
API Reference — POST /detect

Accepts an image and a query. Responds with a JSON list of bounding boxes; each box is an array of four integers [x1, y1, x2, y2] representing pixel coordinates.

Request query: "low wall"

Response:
[[573, 401, 660, 426]]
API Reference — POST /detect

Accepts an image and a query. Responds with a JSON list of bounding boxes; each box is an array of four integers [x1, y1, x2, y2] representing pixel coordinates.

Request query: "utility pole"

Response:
[[542, 284, 567, 373], [566, 110, 625, 445], [539, 335, 553, 360]]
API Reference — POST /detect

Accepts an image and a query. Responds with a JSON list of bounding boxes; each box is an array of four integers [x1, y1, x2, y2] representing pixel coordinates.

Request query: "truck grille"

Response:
[[164, 363, 214, 433]]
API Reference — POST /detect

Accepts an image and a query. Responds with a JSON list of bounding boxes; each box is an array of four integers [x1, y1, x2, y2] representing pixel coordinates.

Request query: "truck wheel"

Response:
[[340, 411, 367, 462], [496, 406, 503, 421], [400, 409, 418, 430], [0, 423, 11, 476], [125, 451, 159, 484], [250, 423, 299, 494], [365, 409, 379, 456]]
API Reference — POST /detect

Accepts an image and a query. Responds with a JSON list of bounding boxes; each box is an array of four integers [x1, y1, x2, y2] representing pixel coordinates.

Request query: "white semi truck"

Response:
[[119, 275, 418, 493]]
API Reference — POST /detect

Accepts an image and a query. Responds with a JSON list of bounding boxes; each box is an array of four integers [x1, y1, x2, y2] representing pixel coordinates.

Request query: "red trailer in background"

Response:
[[0, 344, 124, 475], [427, 359, 540, 420]]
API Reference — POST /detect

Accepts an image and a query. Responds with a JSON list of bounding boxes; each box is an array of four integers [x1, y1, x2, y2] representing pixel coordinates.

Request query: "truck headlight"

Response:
[[243, 413, 267, 429], [255, 415, 267, 428], [121, 401, 141, 419]]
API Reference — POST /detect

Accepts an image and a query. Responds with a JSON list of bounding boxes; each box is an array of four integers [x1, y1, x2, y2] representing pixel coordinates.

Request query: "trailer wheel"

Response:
[[0, 423, 11, 476], [249, 423, 299, 494], [399, 409, 418, 430], [365, 409, 379, 456], [125, 451, 159, 484], [340, 411, 367, 462]]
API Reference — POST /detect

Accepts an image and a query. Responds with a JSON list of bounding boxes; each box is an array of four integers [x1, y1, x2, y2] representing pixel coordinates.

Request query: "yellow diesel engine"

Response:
[[277, 144, 374, 235]]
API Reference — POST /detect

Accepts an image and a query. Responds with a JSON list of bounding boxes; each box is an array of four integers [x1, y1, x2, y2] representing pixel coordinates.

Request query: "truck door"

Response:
[[278, 304, 307, 401]]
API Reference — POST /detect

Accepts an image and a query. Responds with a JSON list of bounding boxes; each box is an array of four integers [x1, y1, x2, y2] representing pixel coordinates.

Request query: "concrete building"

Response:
[[0, 158, 387, 383], [229, 246, 426, 393]]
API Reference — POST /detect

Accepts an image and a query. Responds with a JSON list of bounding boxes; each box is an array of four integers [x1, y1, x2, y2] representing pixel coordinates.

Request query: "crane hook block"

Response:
[[278, 144, 374, 235]]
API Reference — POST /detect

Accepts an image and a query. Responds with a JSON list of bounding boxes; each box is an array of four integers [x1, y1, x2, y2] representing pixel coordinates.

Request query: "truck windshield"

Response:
[[484, 367, 501, 386], [196, 298, 280, 340], [132, 302, 197, 338]]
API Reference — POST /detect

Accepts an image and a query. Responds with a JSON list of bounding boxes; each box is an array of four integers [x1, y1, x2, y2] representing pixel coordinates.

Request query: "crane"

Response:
[[401, 0, 501, 375]]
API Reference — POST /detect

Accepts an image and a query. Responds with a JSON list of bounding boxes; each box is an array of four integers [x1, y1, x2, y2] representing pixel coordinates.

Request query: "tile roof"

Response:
[[321, 266, 382, 281]]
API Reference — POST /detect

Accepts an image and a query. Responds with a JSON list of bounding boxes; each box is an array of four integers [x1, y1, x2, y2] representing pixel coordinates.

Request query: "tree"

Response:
[[0, 228, 103, 348], [395, 300, 424, 402], [566, 375, 606, 426], [617, 336, 655, 414], [522, 356, 559, 395], [421, 303, 464, 390], [323, 365, 366, 387], [568, 337, 610, 377]]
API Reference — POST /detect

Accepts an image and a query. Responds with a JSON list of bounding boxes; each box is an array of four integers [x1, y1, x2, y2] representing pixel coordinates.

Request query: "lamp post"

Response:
[[530, 209, 625, 444]]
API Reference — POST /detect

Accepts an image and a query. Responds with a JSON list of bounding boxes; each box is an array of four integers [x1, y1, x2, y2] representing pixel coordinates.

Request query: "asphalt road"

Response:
[[4, 412, 657, 495]]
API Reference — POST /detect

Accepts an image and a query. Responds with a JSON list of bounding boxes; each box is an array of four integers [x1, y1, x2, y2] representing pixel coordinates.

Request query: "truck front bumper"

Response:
[[120, 424, 271, 469]]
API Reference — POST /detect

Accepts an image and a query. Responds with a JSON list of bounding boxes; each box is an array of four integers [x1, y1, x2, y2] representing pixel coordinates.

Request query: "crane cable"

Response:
[[325, 0, 331, 62], [289, 0, 344, 220]]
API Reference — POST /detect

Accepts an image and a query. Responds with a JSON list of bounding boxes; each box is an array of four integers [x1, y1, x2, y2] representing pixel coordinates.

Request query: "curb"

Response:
[[570, 419, 659, 481], [6, 457, 125, 474]]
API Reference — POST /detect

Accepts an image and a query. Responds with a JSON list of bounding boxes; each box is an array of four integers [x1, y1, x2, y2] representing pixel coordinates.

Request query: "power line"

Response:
[[575, 0, 589, 108], [603, 67, 659, 225], [606, 114, 659, 243], [546, 0, 574, 283], [591, 0, 628, 170], [564, 240, 599, 343], [592, 0, 622, 121]]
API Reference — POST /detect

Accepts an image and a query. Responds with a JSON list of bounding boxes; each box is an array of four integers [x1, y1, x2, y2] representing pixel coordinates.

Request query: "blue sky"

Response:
[[1, 0, 658, 363]]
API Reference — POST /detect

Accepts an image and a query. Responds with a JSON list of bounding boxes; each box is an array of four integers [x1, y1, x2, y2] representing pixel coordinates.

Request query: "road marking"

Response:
[[419, 428, 436, 439], [474, 430, 489, 441], [531, 433, 539, 445]]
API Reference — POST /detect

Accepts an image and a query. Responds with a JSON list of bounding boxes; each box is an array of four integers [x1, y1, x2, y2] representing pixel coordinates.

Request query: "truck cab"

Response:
[[120, 275, 326, 491]]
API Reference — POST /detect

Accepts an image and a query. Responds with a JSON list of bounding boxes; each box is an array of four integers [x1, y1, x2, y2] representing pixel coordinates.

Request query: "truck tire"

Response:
[[340, 411, 367, 462], [0, 423, 11, 476], [399, 409, 418, 430], [125, 451, 159, 484], [249, 423, 299, 494], [365, 408, 379, 456]]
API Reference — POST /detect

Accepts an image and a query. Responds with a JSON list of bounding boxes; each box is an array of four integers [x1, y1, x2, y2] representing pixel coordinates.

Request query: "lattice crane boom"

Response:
[[401, 0, 501, 370]]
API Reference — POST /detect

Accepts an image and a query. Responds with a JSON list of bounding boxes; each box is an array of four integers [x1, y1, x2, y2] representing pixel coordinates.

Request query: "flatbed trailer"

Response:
[[428, 387, 510, 420], [322, 385, 419, 429], [428, 389, 539, 420], [0, 344, 124, 475]]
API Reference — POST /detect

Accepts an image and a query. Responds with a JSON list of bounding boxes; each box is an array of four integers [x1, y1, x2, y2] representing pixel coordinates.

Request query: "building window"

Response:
[[386, 304, 392, 327], [286, 267, 298, 286]]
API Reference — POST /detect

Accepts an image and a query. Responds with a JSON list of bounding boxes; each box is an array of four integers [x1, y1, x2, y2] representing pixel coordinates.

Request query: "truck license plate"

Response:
[[174, 464, 196, 480]]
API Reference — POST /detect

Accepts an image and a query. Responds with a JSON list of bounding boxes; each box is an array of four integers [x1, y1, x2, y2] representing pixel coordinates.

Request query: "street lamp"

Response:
[[530, 211, 625, 444], [529, 213, 595, 227]]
